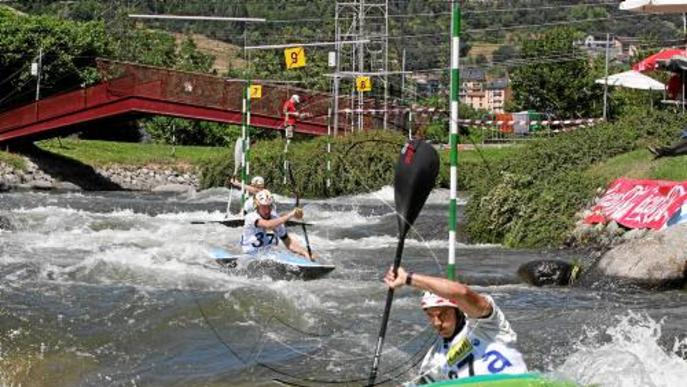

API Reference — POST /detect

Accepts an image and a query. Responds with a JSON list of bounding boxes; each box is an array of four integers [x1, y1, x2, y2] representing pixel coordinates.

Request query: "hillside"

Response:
[[170, 32, 246, 74]]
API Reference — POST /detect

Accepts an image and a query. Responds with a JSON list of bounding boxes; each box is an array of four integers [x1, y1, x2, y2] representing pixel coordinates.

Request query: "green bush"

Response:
[[465, 109, 687, 248], [201, 131, 408, 198]]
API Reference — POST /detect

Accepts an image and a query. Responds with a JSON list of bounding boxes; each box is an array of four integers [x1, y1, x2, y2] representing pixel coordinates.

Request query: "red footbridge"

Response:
[[0, 60, 347, 143]]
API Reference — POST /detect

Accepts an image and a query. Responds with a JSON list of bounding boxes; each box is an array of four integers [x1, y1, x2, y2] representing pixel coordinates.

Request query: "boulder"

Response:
[[517, 259, 577, 287], [55, 181, 82, 191], [30, 181, 53, 190], [595, 223, 687, 289], [0, 215, 12, 231]]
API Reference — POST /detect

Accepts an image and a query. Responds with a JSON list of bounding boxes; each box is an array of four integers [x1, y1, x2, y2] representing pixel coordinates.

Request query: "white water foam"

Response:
[[301, 203, 385, 227], [312, 186, 466, 206], [306, 233, 498, 251], [180, 185, 465, 208], [554, 311, 687, 387]]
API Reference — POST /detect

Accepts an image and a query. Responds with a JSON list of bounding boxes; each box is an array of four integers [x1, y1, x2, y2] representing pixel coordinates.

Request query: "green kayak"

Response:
[[424, 373, 577, 387]]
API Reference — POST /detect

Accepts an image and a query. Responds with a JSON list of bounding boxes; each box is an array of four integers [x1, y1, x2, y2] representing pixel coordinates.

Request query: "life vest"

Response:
[[240, 209, 287, 254]]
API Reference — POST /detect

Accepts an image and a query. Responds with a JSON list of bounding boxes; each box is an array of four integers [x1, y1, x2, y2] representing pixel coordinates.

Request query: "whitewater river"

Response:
[[1, 188, 687, 386]]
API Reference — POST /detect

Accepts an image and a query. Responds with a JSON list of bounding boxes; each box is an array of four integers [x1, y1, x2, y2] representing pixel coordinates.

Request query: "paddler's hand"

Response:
[[290, 207, 304, 220], [227, 178, 240, 188], [384, 265, 408, 289], [307, 251, 320, 261]]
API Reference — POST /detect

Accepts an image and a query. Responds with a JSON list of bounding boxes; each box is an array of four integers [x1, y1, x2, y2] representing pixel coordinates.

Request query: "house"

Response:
[[575, 35, 622, 58], [459, 69, 510, 113], [575, 35, 640, 63], [614, 36, 640, 62], [459, 68, 487, 110], [485, 78, 510, 113], [410, 73, 443, 97]]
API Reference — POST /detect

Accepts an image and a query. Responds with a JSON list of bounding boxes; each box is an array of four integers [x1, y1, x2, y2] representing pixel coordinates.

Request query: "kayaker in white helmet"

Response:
[[229, 175, 271, 215], [239, 190, 316, 260], [384, 267, 528, 384]]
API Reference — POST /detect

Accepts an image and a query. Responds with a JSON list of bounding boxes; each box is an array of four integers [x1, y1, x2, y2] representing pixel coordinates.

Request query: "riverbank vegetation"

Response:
[[0, 150, 26, 171], [585, 149, 687, 183], [201, 132, 520, 198], [465, 108, 687, 248]]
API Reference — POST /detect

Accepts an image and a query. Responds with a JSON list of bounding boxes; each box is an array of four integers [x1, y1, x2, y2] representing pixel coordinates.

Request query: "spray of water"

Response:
[[555, 311, 687, 387]]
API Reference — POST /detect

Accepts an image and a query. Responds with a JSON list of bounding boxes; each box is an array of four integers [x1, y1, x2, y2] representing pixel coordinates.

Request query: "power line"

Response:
[[206, 11, 666, 46]]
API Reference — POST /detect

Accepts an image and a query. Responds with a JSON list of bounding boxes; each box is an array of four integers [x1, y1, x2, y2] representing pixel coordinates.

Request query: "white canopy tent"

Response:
[[595, 70, 666, 91], [620, 0, 687, 13]]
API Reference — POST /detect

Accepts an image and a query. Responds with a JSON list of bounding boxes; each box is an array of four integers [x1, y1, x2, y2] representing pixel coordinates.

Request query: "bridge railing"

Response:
[[97, 59, 335, 132]]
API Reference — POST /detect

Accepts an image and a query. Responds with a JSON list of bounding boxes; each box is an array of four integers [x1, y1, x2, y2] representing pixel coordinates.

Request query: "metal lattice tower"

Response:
[[334, 0, 389, 133]]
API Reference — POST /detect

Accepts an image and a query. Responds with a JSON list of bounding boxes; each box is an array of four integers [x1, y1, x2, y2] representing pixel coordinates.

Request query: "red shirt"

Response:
[[283, 99, 297, 126]]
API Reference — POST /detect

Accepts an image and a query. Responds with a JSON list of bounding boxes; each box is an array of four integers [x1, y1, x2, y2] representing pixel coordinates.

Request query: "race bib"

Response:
[[447, 335, 473, 366]]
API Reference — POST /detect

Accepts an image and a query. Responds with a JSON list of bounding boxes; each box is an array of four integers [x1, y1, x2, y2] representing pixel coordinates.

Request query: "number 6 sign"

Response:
[[284, 47, 306, 69], [356, 76, 372, 92]]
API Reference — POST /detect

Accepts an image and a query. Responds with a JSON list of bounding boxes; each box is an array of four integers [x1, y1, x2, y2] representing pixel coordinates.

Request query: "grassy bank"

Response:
[[37, 138, 224, 171], [440, 145, 522, 190], [1, 135, 514, 198], [465, 108, 687, 248], [0, 149, 26, 171], [586, 149, 687, 182]]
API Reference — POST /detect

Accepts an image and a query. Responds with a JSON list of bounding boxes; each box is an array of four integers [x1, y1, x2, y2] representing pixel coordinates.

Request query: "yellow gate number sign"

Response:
[[284, 47, 306, 69], [356, 76, 372, 92], [249, 85, 262, 99]]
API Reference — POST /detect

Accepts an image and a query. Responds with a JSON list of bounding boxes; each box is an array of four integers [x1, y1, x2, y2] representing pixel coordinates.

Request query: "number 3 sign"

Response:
[[284, 47, 306, 69]]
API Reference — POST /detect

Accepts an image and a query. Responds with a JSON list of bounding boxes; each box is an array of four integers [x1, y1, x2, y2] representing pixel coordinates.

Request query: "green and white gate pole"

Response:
[[327, 107, 332, 190], [241, 81, 252, 213], [448, 1, 461, 281]]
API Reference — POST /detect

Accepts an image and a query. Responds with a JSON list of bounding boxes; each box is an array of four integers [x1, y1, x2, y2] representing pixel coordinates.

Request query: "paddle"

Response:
[[287, 164, 314, 260], [367, 138, 439, 386], [226, 137, 244, 217], [191, 219, 312, 228]]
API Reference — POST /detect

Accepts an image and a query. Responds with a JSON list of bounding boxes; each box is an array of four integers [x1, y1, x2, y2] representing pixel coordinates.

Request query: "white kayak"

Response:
[[209, 247, 335, 280]]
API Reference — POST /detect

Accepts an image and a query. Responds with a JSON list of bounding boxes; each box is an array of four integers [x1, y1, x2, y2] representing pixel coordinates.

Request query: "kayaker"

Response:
[[383, 266, 527, 384], [229, 175, 269, 214], [240, 190, 316, 260]]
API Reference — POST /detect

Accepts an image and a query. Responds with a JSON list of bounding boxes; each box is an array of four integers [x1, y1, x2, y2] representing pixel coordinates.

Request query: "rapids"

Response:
[[1, 188, 686, 386]]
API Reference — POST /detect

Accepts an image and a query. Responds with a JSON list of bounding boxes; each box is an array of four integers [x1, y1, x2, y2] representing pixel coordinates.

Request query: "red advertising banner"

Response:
[[584, 178, 687, 229]]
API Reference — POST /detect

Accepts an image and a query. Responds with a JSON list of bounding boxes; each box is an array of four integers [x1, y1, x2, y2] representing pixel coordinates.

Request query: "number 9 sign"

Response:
[[284, 47, 306, 69]]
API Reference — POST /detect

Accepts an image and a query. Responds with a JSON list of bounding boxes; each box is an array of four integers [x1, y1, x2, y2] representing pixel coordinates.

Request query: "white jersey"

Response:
[[415, 296, 527, 384], [240, 210, 288, 254], [242, 196, 255, 215]]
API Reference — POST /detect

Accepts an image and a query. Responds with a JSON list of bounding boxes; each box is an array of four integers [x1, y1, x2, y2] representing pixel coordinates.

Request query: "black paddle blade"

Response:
[[192, 219, 312, 228], [394, 139, 439, 238]]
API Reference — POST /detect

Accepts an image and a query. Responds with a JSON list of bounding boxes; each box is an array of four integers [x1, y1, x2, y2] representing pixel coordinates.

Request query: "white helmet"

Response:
[[251, 176, 265, 187], [291, 94, 300, 103], [254, 189, 274, 207], [421, 292, 458, 309]]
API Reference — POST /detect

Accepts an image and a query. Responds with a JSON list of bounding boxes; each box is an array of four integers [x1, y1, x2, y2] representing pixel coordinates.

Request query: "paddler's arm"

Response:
[[282, 235, 319, 261], [384, 266, 492, 319], [228, 178, 262, 194], [255, 208, 302, 230], [244, 184, 261, 195]]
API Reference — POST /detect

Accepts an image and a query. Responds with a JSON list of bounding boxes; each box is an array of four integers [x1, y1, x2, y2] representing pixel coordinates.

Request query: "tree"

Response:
[[509, 27, 602, 118], [0, 8, 110, 109], [492, 45, 517, 63]]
